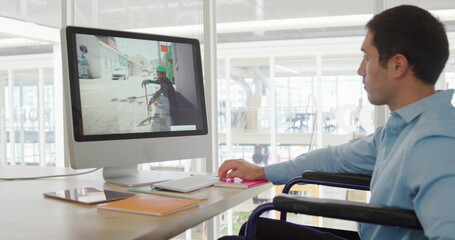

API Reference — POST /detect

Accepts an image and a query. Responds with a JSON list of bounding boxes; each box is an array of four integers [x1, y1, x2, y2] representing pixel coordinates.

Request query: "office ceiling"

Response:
[[1, 0, 373, 28], [1, 0, 455, 29], [1, 1, 455, 54]]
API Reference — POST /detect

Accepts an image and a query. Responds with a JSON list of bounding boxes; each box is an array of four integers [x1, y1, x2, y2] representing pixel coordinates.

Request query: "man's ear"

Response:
[[388, 54, 409, 78]]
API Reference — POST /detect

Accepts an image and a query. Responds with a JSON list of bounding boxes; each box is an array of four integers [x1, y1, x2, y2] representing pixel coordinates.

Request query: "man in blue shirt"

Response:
[[218, 5, 455, 240]]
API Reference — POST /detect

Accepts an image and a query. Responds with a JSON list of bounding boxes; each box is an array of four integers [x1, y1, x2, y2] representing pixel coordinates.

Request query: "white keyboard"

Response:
[[152, 175, 218, 193]]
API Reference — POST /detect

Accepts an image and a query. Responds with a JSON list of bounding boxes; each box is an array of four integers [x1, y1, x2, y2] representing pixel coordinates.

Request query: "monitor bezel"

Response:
[[65, 26, 208, 142]]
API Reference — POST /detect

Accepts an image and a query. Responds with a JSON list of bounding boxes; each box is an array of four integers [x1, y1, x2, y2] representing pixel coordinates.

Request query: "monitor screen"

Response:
[[66, 27, 207, 141], [62, 26, 211, 186]]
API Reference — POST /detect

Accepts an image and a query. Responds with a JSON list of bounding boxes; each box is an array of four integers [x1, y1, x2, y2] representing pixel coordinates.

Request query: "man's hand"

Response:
[[218, 159, 266, 181], [141, 80, 147, 88]]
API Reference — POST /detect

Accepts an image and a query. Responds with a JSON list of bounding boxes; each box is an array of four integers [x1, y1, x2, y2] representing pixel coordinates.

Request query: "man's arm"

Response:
[[407, 137, 455, 239], [218, 132, 379, 184], [264, 132, 378, 184], [148, 80, 160, 84], [141, 79, 160, 88], [149, 87, 164, 104]]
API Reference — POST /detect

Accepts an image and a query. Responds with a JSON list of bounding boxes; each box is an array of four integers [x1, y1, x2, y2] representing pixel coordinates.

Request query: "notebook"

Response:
[[97, 195, 199, 216], [214, 179, 268, 189]]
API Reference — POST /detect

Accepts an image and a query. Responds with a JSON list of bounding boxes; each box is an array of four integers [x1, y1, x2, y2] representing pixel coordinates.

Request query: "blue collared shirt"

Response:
[[265, 89, 455, 239]]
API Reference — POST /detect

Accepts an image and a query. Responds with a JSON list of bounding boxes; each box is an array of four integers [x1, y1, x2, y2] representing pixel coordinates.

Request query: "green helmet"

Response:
[[156, 65, 166, 73]]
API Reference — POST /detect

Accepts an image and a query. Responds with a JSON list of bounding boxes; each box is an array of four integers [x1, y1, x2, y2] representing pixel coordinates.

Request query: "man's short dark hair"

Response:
[[366, 5, 449, 85]]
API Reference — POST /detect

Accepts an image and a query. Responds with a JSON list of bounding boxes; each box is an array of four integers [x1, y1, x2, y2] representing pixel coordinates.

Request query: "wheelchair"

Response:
[[220, 171, 421, 240]]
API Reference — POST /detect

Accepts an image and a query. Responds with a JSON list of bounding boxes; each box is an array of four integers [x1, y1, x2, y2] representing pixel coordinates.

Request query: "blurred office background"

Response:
[[1, 0, 455, 239]]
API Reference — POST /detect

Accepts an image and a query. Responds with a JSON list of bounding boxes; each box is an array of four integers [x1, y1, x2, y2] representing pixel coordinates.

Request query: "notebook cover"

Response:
[[214, 179, 268, 189], [97, 195, 199, 216]]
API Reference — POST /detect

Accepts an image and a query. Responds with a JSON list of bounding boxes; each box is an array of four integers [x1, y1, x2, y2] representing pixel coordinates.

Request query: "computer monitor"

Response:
[[61, 26, 211, 187]]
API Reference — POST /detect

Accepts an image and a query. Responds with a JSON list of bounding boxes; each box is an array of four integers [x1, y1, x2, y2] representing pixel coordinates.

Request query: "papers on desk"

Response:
[[98, 195, 199, 216]]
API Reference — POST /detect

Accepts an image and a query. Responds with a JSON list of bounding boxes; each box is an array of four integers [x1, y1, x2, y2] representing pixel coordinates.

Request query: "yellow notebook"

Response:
[[98, 195, 199, 216]]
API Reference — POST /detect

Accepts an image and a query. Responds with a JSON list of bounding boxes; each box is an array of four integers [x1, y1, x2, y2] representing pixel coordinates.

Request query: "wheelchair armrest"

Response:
[[302, 171, 371, 187], [279, 171, 371, 221], [302, 171, 371, 190], [273, 194, 422, 230], [282, 172, 370, 195]]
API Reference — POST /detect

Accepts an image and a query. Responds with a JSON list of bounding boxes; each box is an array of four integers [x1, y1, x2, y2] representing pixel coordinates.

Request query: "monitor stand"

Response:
[[103, 165, 191, 187]]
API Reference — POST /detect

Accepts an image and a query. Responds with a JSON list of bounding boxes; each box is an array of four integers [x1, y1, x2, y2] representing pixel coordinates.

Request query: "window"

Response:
[[1, 1, 455, 239]]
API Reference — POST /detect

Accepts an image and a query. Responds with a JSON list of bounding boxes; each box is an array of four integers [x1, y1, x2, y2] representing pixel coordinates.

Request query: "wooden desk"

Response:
[[0, 166, 272, 240]]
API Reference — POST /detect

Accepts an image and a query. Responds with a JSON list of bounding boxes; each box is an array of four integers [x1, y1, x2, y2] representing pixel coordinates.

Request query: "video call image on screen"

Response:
[[73, 33, 205, 136]]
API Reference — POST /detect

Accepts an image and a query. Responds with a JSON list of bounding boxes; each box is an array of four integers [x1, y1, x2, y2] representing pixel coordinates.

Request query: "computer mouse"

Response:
[[233, 177, 243, 183]]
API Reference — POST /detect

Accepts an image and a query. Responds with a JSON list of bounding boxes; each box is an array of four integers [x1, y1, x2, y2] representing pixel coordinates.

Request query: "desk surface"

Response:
[[0, 166, 272, 240]]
